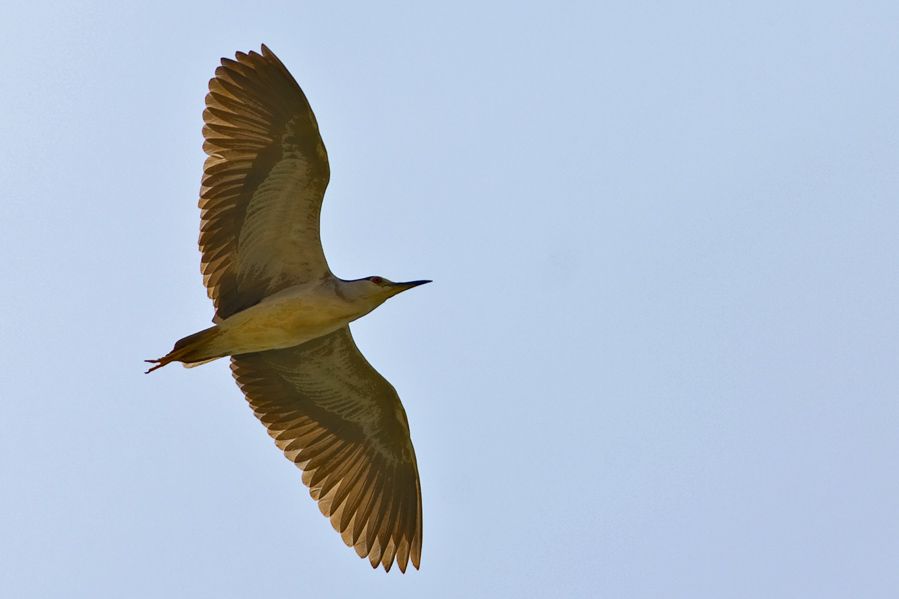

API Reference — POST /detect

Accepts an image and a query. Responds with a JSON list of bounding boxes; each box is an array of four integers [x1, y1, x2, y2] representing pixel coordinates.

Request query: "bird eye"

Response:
[[370, 276, 383, 285]]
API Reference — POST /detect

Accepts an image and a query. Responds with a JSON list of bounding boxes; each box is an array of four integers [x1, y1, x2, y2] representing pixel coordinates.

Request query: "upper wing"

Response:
[[200, 45, 331, 320], [230, 327, 423, 572]]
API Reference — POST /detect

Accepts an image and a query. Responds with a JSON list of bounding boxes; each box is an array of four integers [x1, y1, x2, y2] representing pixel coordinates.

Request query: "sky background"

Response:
[[1, 1, 898, 597]]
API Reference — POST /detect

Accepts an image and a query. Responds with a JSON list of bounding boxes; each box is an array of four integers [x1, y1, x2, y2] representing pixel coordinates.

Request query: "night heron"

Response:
[[146, 45, 429, 572]]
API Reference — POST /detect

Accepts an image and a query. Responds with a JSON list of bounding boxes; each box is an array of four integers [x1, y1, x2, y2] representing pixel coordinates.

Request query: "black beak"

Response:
[[397, 279, 432, 289]]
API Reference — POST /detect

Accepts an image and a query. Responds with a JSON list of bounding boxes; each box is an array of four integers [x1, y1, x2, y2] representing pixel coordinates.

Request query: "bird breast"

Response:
[[214, 284, 357, 355]]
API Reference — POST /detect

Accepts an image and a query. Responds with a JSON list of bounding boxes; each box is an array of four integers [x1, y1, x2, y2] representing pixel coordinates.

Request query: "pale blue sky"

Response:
[[2, 1, 898, 597]]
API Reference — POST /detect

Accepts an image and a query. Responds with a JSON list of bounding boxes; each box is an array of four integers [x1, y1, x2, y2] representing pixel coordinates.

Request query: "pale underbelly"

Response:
[[212, 294, 353, 355], [219, 321, 344, 354]]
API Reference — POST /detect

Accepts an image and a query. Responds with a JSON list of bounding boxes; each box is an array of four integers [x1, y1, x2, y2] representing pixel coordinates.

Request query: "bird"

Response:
[[146, 45, 429, 573]]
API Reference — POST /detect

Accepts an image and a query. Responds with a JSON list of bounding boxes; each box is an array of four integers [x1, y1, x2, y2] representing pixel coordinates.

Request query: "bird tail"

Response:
[[145, 326, 225, 374]]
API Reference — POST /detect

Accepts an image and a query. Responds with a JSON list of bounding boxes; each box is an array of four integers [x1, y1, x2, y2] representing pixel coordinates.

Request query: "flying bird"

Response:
[[146, 45, 429, 572]]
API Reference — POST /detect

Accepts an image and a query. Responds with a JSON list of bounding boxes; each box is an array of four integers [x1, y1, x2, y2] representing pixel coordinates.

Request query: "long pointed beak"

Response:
[[397, 279, 432, 289], [392, 279, 432, 294]]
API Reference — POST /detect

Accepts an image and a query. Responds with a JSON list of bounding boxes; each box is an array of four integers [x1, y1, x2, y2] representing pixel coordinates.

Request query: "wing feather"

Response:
[[200, 45, 330, 320], [230, 327, 423, 572]]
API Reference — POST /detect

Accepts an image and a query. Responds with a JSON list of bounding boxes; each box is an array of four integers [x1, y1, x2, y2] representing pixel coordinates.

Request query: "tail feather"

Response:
[[145, 326, 223, 374]]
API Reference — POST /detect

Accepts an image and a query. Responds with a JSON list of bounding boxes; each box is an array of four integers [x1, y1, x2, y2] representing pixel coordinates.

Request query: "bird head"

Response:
[[343, 276, 431, 310], [364, 276, 432, 299]]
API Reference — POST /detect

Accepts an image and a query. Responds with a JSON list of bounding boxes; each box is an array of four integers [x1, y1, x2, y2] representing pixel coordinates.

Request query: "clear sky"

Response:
[[1, 1, 898, 597]]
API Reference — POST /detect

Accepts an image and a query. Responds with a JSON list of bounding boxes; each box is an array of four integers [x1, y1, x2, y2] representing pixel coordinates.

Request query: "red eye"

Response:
[[370, 276, 383, 285]]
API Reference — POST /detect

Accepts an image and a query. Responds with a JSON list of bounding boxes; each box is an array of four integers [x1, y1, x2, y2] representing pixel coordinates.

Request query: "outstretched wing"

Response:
[[200, 45, 331, 320], [230, 327, 423, 572]]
